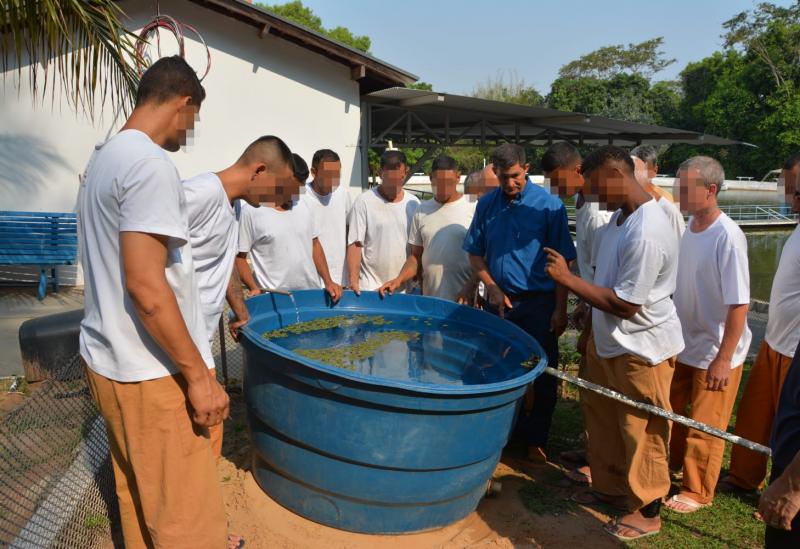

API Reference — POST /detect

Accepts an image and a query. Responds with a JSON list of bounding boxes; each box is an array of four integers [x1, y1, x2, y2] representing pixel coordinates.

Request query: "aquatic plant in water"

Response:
[[295, 331, 420, 371], [263, 315, 390, 339]]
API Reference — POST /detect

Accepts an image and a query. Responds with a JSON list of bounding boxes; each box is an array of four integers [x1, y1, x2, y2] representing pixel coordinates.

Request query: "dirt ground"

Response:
[[216, 391, 621, 549], [217, 457, 621, 549]]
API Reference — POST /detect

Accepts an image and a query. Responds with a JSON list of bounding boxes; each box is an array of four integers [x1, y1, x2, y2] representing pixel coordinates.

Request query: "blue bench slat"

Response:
[[0, 211, 77, 218], [0, 238, 79, 246], [0, 221, 77, 228]]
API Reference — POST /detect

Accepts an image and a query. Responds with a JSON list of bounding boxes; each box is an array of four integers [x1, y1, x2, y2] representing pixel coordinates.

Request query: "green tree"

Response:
[[407, 81, 433, 91], [558, 37, 675, 80], [257, 1, 371, 52], [0, 0, 141, 114]]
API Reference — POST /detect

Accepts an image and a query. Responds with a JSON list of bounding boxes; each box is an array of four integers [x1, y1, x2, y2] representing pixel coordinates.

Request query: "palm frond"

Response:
[[0, 0, 143, 117]]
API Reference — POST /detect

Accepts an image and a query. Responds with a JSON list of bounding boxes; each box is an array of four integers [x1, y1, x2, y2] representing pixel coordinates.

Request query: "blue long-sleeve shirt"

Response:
[[463, 179, 576, 295]]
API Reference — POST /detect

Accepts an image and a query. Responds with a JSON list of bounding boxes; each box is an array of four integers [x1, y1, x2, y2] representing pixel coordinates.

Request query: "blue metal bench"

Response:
[[0, 211, 78, 300]]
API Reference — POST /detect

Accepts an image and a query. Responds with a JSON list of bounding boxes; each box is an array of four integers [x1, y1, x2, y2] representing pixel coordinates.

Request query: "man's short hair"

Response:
[[135, 56, 205, 108], [312, 149, 340, 169], [541, 142, 581, 173], [431, 154, 458, 172], [292, 153, 309, 182], [784, 152, 800, 170], [491, 143, 526, 170], [381, 150, 407, 169], [581, 145, 635, 176], [679, 156, 725, 191], [238, 135, 292, 167], [630, 145, 659, 168]]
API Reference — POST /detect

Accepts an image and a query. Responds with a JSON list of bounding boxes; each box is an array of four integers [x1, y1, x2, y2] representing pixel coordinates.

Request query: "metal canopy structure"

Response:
[[360, 87, 750, 183]]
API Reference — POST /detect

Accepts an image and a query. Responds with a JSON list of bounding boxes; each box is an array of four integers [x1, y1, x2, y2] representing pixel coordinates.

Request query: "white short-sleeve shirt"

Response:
[[347, 188, 420, 291], [592, 199, 685, 364], [575, 194, 613, 283], [238, 199, 322, 291], [302, 183, 352, 285], [658, 196, 686, 245], [408, 196, 475, 301], [183, 172, 238, 343], [766, 225, 800, 357], [674, 213, 752, 368], [78, 130, 213, 382]]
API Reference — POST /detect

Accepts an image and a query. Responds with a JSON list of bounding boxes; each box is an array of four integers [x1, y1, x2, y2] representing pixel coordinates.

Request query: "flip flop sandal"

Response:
[[570, 489, 626, 510], [665, 494, 711, 514], [564, 467, 592, 485], [603, 518, 660, 541], [559, 449, 587, 465], [228, 535, 245, 549]]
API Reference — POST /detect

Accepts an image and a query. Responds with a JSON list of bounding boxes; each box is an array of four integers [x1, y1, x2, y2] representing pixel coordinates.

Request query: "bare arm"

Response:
[[469, 254, 513, 318], [312, 238, 342, 302], [225, 268, 249, 341], [121, 232, 229, 426], [346, 243, 363, 294], [706, 303, 749, 391], [759, 449, 800, 530], [455, 271, 479, 306], [378, 245, 422, 297], [235, 252, 260, 295], [543, 248, 640, 319], [551, 282, 569, 336]]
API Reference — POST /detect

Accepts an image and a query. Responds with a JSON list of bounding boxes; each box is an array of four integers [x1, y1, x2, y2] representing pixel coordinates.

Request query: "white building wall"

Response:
[[0, 0, 365, 285]]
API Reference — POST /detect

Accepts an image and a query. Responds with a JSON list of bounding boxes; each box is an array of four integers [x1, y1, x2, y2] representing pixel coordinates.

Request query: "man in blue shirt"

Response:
[[463, 143, 576, 462]]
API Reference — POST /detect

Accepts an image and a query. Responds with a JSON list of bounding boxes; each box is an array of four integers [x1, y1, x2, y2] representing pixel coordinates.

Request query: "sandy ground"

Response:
[[217, 457, 622, 549], [216, 394, 621, 549]]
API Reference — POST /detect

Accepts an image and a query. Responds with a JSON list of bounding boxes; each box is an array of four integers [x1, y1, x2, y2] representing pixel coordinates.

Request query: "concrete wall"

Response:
[[0, 0, 364, 285]]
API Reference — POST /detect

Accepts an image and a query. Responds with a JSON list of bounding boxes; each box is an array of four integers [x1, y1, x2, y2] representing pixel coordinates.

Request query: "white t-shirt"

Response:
[[408, 196, 475, 301], [674, 213, 751, 368], [78, 130, 213, 382], [238, 199, 322, 291], [766, 225, 800, 357], [575, 194, 613, 283], [658, 197, 686, 245], [302, 183, 352, 285], [592, 199, 685, 364], [347, 188, 420, 291], [183, 172, 238, 343]]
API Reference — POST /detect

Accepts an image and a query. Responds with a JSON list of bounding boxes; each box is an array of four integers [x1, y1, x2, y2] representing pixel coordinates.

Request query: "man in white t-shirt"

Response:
[[302, 149, 352, 285], [721, 152, 800, 494], [78, 57, 232, 549], [632, 154, 686, 241], [667, 156, 751, 513], [346, 150, 420, 293], [184, 135, 295, 346], [540, 141, 612, 483], [236, 154, 342, 300], [544, 146, 683, 542], [378, 154, 474, 301]]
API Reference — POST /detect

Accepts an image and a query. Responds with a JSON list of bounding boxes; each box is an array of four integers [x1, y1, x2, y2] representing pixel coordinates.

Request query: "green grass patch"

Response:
[[518, 479, 576, 516], [83, 513, 109, 530]]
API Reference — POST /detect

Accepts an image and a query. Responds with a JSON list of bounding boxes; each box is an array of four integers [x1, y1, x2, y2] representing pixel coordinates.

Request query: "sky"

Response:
[[301, 0, 796, 95]]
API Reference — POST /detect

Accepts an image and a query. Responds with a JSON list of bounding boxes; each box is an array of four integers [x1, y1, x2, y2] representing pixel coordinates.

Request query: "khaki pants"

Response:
[[669, 362, 743, 504], [727, 341, 794, 490], [85, 365, 227, 549], [584, 340, 675, 511]]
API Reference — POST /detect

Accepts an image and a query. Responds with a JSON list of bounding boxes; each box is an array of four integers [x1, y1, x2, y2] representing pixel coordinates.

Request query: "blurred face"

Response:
[[545, 162, 583, 197], [494, 162, 529, 198], [242, 161, 298, 207], [311, 160, 341, 195], [430, 169, 460, 202], [782, 165, 800, 213], [380, 163, 408, 193], [583, 163, 627, 210], [164, 98, 199, 152], [678, 167, 716, 214]]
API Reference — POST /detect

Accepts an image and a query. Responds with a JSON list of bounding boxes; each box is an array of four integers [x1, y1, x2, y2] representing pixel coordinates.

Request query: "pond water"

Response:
[[263, 314, 534, 386]]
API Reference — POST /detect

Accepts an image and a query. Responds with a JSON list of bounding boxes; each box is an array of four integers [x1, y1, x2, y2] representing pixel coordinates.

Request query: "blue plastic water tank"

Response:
[[240, 290, 546, 534]]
